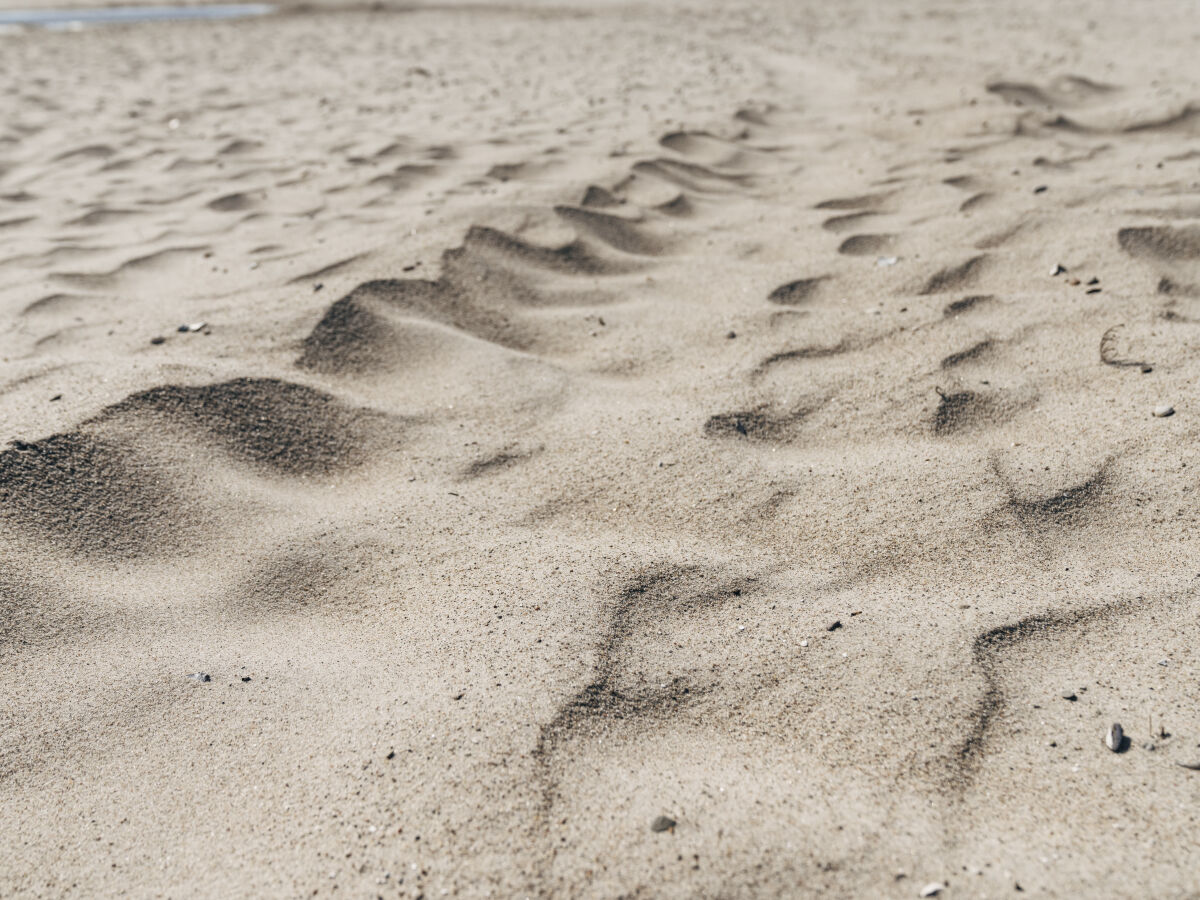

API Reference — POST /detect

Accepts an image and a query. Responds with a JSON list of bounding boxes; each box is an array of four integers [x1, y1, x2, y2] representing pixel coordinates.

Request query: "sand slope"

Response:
[[3, 1, 1200, 897]]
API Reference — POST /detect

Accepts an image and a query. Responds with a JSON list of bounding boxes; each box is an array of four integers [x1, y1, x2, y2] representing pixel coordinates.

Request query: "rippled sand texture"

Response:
[[2, 0, 1200, 896]]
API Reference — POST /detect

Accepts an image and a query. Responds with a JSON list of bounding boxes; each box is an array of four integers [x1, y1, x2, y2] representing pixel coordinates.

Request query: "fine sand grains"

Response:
[[2, 0, 1200, 897]]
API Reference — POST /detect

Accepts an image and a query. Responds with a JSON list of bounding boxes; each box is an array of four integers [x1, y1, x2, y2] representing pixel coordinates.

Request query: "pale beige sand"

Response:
[[3, 1, 1200, 896]]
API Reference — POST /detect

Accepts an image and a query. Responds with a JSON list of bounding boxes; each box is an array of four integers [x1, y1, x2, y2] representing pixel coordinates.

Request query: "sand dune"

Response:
[[3, 0, 1200, 896]]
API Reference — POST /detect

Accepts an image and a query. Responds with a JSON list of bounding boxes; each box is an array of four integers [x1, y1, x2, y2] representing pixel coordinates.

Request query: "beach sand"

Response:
[[2, 0, 1200, 896]]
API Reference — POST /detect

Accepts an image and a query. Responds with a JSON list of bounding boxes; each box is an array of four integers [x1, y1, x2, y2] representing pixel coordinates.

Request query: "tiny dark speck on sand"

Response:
[[827, 620, 843, 631], [651, 815, 676, 833]]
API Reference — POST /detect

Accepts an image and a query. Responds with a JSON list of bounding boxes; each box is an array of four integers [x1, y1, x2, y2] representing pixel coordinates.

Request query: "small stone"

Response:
[[1158, 658, 1170, 667], [1034, 185, 1048, 193], [1061, 692, 1077, 701], [1153, 405, 1175, 418], [178, 321, 206, 333], [1176, 761, 1200, 771], [1050, 264, 1066, 276], [1143, 742, 1156, 751], [650, 815, 676, 833], [314, 283, 324, 292], [1106, 722, 1125, 752], [1141, 365, 1153, 373], [1087, 277, 1100, 285], [800, 640, 809, 648], [241, 676, 251, 682], [726, 330, 737, 339], [876, 256, 899, 267], [187, 672, 211, 683], [827, 620, 842, 631], [920, 883, 945, 898], [150, 336, 166, 345]]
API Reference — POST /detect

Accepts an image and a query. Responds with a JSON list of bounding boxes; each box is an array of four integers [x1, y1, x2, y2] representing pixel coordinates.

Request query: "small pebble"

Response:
[[1050, 264, 1066, 276], [150, 336, 166, 345], [178, 321, 207, 333], [1158, 659, 1170, 667], [827, 620, 843, 631], [1153, 405, 1175, 418], [727, 331, 737, 339], [1087, 277, 1100, 285], [919, 883, 945, 898], [1176, 761, 1200, 771], [1033, 185, 1048, 193], [1143, 742, 1156, 751], [650, 815, 676, 833], [876, 256, 899, 267], [241, 676, 251, 682], [800, 640, 809, 648], [1061, 692, 1077, 702], [187, 672, 211, 683], [1106, 722, 1125, 752]]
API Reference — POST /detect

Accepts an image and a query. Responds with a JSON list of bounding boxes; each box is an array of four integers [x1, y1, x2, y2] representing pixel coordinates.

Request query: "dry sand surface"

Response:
[[2, 0, 1200, 896]]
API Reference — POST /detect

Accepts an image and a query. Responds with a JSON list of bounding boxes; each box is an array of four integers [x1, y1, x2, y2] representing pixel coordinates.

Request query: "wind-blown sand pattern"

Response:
[[2, 0, 1200, 896]]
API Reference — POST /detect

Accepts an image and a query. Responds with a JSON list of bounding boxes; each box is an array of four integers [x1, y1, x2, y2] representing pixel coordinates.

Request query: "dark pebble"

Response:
[[150, 336, 166, 345], [827, 620, 843, 631], [650, 815, 676, 833], [1061, 692, 1077, 701], [1033, 185, 1048, 193]]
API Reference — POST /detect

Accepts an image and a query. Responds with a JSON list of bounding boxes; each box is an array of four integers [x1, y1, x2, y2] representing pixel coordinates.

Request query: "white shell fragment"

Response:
[[1106, 722, 1124, 752], [876, 256, 899, 267], [1050, 264, 1066, 276], [187, 672, 211, 683], [178, 321, 207, 333], [1153, 405, 1175, 418], [919, 883, 945, 898]]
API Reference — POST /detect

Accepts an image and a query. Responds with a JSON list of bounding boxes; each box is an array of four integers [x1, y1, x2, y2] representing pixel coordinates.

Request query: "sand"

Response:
[[2, 0, 1200, 896]]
